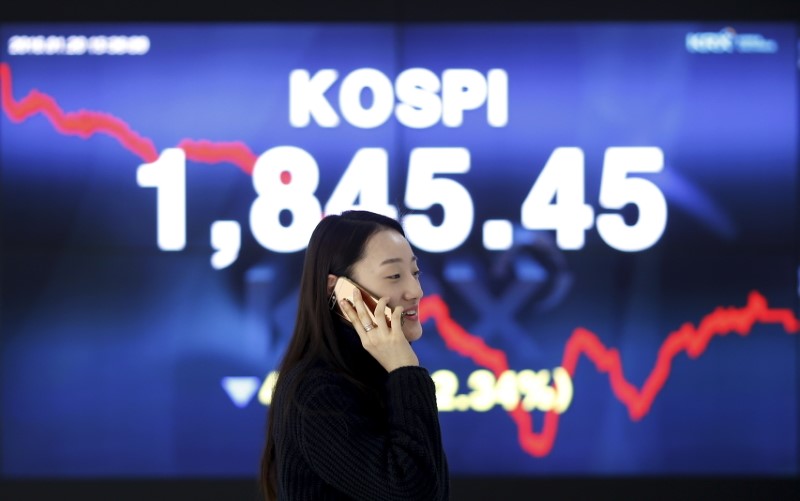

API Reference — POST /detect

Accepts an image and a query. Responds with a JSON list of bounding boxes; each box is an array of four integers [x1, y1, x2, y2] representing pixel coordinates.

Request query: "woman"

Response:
[[260, 210, 450, 500]]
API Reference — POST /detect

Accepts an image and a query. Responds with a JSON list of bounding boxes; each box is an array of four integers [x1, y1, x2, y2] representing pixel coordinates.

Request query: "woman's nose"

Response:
[[403, 278, 423, 300]]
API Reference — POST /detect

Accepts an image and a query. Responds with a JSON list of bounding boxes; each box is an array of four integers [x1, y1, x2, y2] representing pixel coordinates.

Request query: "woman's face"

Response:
[[350, 229, 424, 342]]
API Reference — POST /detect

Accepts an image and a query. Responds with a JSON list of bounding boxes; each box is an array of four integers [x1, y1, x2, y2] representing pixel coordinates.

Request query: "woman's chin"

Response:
[[403, 324, 423, 343]]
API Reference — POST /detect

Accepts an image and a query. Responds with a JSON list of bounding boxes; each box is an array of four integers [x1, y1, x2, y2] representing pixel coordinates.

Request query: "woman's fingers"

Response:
[[338, 297, 357, 324], [350, 288, 377, 332], [340, 289, 419, 372], [374, 296, 392, 329], [342, 290, 396, 336], [351, 289, 371, 330], [389, 301, 404, 333]]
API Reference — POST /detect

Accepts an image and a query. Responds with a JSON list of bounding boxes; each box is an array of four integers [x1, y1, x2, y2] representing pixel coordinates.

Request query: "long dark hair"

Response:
[[259, 210, 405, 500]]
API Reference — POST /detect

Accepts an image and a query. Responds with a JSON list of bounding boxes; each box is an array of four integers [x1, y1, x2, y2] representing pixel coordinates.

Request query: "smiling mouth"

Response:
[[402, 309, 418, 319]]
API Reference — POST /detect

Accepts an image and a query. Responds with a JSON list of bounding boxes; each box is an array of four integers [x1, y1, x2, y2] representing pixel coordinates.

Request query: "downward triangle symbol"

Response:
[[221, 376, 260, 408]]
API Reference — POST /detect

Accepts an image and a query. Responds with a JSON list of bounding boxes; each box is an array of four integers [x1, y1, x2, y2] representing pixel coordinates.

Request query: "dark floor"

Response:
[[2, 476, 798, 501]]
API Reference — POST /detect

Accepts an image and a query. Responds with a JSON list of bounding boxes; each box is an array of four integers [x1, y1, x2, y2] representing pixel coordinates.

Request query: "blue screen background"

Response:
[[1, 22, 797, 477]]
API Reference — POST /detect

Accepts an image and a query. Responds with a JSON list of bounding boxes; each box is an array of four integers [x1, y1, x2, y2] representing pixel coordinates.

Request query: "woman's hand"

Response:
[[339, 289, 419, 372]]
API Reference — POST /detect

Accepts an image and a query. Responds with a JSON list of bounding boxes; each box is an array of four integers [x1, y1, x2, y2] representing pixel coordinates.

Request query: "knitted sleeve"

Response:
[[297, 365, 449, 500]]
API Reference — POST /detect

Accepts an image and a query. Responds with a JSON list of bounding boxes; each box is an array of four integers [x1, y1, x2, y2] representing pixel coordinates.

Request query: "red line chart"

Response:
[[0, 62, 256, 174], [419, 291, 799, 457], [2, 61, 799, 458]]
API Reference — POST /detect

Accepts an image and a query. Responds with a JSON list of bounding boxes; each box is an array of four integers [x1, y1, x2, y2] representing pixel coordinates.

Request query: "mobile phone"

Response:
[[332, 277, 392, 327]]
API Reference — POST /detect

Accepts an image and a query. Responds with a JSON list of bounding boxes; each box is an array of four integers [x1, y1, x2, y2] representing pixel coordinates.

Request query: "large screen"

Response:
[[1, 22, 798, 478]]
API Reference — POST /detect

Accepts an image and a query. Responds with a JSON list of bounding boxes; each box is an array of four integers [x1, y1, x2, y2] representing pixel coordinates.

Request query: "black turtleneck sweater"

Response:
[[270, 324, 450, 500]]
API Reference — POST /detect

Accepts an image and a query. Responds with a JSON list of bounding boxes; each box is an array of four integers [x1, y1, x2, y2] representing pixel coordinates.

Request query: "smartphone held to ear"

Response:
[[333, 277, 392, 327]]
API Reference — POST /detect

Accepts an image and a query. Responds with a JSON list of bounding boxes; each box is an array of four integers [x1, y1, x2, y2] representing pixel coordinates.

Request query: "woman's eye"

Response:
[[413, 270, 422, 277]]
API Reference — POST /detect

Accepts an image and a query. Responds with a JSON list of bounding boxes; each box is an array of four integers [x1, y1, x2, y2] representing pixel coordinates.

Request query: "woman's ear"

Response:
[[326, 274, 338, 297]]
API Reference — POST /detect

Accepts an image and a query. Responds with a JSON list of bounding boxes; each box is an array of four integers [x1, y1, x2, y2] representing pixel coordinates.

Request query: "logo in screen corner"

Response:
[[686, 27, 778, 54]]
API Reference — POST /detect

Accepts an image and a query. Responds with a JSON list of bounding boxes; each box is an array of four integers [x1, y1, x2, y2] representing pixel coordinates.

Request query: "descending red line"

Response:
[[419, 290, 799, 458], [0, 62, 159, 162], [0, 62, 257, 174], [177, 139, 257, 175]]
